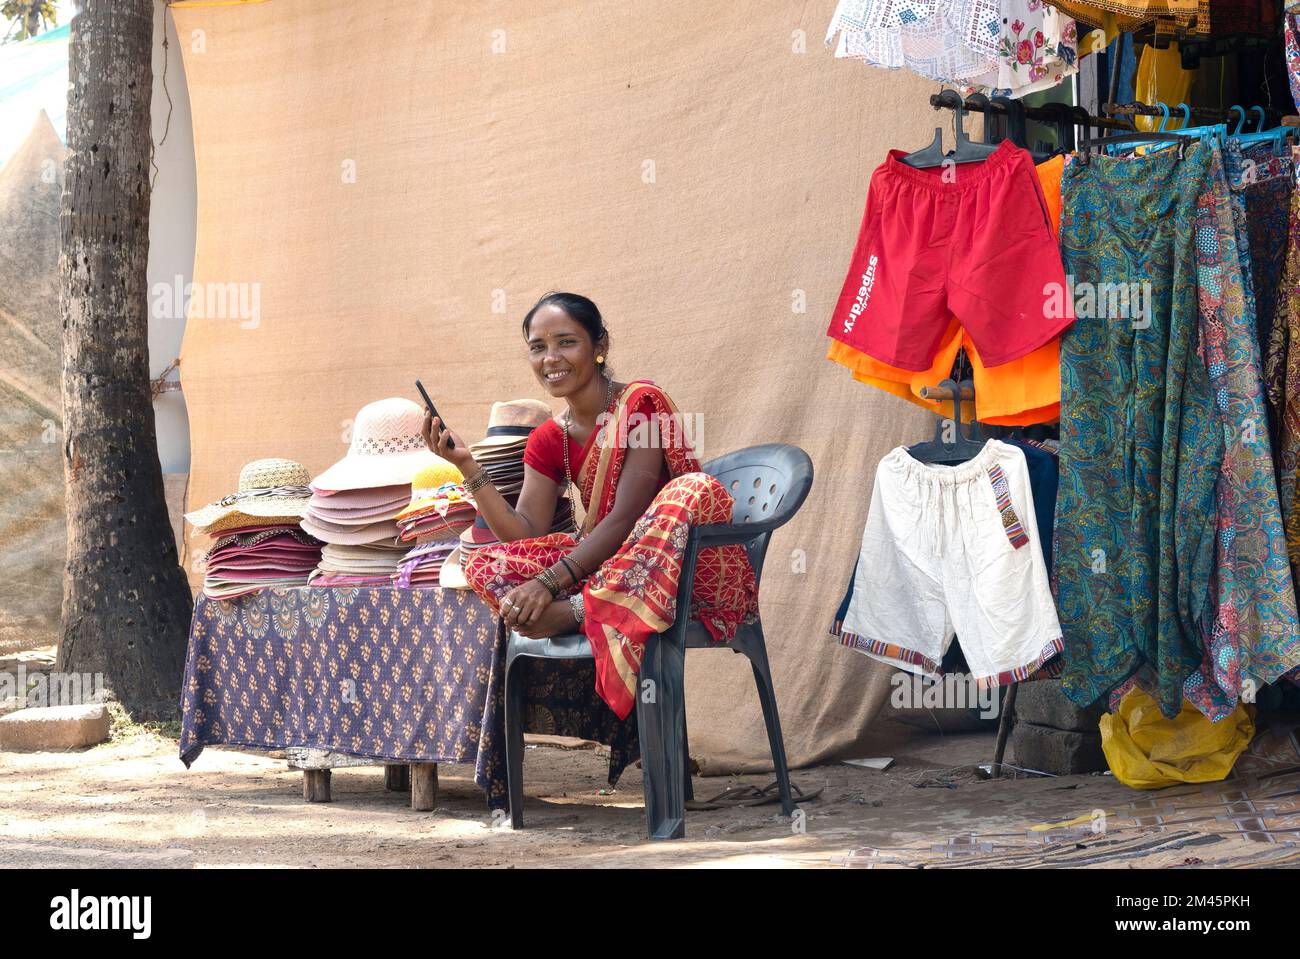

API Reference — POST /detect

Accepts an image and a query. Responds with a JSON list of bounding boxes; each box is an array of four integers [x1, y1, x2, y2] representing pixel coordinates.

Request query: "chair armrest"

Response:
[[694, 521, 778, 548]]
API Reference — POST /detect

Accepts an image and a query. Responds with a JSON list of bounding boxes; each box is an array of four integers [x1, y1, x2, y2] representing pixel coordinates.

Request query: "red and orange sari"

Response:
[[464, 380, 758, 719]]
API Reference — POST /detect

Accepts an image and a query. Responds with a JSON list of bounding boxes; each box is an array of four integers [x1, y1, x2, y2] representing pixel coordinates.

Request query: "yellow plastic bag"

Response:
[[1099, 688, 1254, 790]]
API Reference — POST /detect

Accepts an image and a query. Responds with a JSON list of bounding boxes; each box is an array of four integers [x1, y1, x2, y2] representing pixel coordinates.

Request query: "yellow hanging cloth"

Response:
[[1133, 43, 1197, 131]]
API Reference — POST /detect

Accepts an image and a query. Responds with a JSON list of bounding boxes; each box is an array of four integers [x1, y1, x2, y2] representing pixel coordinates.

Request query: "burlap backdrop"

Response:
[[0, 112, 64, 652], [174, 0, 941, 773]]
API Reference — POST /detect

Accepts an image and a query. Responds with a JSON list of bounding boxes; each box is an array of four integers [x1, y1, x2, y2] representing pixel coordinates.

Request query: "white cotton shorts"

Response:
[[838, 439, 1062, 687]]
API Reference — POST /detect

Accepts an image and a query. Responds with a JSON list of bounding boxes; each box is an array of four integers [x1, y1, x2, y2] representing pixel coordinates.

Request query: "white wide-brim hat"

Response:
[[312, 397, 441, 493], [438, 546, 472, 589]]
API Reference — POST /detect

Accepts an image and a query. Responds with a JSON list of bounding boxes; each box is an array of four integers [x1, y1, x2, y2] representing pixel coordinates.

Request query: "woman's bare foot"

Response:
[[513, 599, 579, 638]]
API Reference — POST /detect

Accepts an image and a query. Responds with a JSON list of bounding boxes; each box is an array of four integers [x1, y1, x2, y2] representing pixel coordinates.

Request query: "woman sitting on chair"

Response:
[[423, 291, 756, 718]]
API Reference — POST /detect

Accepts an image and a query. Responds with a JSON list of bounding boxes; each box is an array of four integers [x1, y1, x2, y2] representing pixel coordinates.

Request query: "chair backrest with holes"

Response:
[[700, 443, 814, 581]]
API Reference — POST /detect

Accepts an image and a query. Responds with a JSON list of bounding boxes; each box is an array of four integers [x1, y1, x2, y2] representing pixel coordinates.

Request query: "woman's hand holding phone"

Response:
[[421, 410, 477, 474]]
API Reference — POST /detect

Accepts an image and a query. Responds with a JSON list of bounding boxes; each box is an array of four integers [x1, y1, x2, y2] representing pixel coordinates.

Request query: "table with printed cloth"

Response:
[[178, 585, 639, 811]]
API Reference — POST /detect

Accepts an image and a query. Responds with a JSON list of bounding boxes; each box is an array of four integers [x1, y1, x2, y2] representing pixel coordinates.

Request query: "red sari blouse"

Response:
[[522, 390, 673, 496]]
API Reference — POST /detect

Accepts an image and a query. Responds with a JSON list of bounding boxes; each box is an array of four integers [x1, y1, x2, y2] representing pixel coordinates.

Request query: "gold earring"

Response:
[[596, 355, 605, 364]]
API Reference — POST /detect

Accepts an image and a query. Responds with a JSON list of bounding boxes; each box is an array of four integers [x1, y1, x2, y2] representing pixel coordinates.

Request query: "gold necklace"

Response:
[[562, 375, 615, 539]]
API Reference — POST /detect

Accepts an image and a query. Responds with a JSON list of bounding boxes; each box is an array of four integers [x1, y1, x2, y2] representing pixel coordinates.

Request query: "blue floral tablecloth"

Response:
[[178, 586, 638, 809]]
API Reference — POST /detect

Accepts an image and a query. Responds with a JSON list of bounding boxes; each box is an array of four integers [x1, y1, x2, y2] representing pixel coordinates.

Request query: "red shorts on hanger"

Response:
[[827, 140, 1074, 371]]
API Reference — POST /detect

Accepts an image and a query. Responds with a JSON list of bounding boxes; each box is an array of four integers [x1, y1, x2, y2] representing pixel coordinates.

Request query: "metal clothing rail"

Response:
[[928, 92, 1133, 132], [1103, 101, 1292, 125]]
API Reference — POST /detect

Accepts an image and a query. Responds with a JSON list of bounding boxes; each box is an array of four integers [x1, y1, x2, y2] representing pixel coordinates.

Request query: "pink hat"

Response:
[[309, 484, 410, 507], [300, 514, 402, 546]]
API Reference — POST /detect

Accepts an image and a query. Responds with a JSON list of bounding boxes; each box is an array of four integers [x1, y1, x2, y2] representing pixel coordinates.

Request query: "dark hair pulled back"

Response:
[[521, 291, 607, 346]]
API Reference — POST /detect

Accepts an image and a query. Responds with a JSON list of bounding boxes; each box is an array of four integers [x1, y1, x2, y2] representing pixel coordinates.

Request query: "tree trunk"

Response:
[[57, 0, 192, 720]]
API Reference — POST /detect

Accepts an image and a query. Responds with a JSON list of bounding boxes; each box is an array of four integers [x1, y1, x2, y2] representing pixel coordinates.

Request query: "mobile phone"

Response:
[[415, 379, 455, 449]]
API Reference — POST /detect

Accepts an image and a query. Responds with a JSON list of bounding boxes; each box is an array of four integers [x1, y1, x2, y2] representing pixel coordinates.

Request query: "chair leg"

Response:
[[682, 702, 694, 803], [504, 654, 526, 829], [743, 623, 795, 816], [635, 630, 687, 840]]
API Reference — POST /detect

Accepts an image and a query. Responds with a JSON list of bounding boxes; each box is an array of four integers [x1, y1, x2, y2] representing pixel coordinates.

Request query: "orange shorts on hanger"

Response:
[[828, 154, 1066, 426]]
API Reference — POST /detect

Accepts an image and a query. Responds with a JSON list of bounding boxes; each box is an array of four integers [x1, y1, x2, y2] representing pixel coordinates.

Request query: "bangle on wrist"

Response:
[[464, 469, 491, 494], [566, 554, 588, 578], [536, 568, 561, 598], [569, 593, 586, 625], [558, 556, 582, 586]]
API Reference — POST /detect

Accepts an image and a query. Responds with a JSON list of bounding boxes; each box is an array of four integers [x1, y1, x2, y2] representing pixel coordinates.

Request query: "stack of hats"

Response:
[[393, 539, 460, 588], [304, 397, 444, 587], [395, 464, 473, 542], [467, 414, 533, 500], [439, 399, 575, 589], [391, 462, 469, 589], [184, 458, 323, 599]]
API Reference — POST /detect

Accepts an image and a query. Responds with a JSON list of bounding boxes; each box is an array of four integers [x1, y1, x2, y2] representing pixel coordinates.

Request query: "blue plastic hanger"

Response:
[[1104, 102, 1172, 156], [1230, 105, 1291, 156], [1167, 103, 1226, 148], [1138, 103, 1224, 155]]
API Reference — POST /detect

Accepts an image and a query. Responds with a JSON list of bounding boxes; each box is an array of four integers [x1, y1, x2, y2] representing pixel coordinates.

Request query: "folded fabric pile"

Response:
[[184, 458, 322, 599], [440, 399, 575, 589], [825, 0, 1080, 98], [305, 397, 444, 587]]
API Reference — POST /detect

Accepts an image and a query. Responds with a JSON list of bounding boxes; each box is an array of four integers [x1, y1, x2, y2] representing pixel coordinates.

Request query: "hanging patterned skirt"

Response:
[[1055, 142, 1223, 719]]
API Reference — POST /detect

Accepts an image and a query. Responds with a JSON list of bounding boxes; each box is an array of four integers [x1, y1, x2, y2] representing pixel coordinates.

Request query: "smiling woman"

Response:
[[420, 291, 759, 718]]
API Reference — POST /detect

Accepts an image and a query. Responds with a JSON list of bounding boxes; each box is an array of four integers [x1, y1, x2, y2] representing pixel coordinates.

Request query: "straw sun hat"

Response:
[[185, 458, 313, 535], [312, 397, 441, 492]]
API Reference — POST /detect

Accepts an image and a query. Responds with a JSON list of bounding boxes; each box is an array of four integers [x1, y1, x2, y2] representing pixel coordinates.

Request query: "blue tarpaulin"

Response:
[[0, 21, 69, 167]]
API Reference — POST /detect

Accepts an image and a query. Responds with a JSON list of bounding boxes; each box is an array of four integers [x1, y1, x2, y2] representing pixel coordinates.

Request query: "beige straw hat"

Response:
[[185, 458, 313, 535], [471, 399, 554, 448]]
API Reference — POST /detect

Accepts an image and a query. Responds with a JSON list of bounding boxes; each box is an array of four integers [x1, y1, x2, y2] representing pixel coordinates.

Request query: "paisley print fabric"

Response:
[[1287, 13, 1300, 114], [1225, 140, 1293, 374], [1055, 144, 1223, 719], [1279, 154, 1300, 578], [1228, 140, 1295, 447], [1184, 156, 1300, 720]]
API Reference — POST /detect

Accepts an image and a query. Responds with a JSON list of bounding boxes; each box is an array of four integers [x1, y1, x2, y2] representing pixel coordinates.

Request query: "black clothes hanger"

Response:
[[907, 378, 985, 465], [964, 92, 995, 141], [1048, 102, 1077, 153], [901, 90, 1000, 168], [991, 95, 1028, 148], [1030, 102, 1074, 159]]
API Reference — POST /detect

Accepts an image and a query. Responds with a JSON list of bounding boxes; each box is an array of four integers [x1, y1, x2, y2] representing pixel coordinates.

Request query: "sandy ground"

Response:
[[1, 639, 1295, 869], [0, 713, 1254, 870]]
